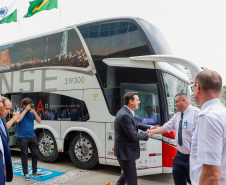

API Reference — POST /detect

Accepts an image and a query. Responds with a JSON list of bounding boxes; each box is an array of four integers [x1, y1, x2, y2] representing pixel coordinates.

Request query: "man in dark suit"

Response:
[[114, 92, 152, 185], [0, 95, 13, 184], [0, 97, 20, 145], [0, 131, 13, 184], [0, 97, 12, 144]]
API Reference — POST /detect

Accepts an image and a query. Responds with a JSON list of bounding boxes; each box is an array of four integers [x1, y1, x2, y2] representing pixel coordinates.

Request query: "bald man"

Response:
[[190, 70, 226, 185], [150, 93, 199, 185]]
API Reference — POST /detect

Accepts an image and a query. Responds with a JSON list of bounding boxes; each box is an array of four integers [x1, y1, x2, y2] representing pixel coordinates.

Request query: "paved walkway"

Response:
[[8, 151, 174, 185]]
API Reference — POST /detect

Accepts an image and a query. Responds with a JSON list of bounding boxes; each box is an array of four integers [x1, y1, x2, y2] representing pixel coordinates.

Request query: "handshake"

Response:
[[145, 125, 159, 138]]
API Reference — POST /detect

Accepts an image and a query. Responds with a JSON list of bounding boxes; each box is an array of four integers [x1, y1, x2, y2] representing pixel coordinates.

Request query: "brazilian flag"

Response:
[[24, 0, 58, 18]]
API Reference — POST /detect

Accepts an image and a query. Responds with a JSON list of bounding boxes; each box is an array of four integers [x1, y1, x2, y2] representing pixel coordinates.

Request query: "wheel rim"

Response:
[[39, 134, 55, 156], [74, 138, 93, 162]]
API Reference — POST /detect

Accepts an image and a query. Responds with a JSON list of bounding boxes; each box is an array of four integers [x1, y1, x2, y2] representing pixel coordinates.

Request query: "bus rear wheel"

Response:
[[37, 131, 62, 162], [69, 133, 98, 169]]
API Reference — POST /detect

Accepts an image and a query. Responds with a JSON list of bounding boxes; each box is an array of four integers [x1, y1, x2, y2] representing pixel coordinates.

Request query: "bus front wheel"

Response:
[[37, 131, 62, 162], [69, 133, 98, 169]]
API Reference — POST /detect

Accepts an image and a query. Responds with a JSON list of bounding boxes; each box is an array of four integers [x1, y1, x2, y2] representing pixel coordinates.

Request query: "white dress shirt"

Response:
[[0, 119, 7, 137], [190, 98, 226, 185], [163, 104, 199, 154], [0, 135, 5, 165], [124, 105, 134, 117]]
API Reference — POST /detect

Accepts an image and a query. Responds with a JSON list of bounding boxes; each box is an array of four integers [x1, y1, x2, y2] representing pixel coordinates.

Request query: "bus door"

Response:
[[121, 83, 162, 175]]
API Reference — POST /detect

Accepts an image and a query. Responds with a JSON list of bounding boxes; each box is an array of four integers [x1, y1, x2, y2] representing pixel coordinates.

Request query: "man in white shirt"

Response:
[[150, 93, 199, 185], [190, 70, 226, 185]]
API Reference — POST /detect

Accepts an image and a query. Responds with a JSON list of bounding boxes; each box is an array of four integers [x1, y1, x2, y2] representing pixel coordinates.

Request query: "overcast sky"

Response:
[[0, 0, 226, 84]]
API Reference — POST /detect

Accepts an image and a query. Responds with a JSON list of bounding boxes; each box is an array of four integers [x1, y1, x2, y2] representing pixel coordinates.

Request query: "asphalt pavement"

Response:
[[7, 151, 174, 185]]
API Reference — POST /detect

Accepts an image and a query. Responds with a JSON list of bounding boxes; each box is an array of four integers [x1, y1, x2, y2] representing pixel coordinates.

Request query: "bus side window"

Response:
[[79, 104, 89, 121], [20, 92, 90, 122]]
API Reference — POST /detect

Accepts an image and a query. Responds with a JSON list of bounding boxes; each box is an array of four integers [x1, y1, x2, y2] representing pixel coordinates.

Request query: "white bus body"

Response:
[[0, 17, 207, 176]]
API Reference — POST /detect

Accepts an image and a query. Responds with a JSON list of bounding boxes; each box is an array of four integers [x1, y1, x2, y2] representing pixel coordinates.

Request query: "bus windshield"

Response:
[[121, 83, 161, 126], [162, 72, 192, 119], [98, 62, 162, 125], [137, 19, 172, 54]]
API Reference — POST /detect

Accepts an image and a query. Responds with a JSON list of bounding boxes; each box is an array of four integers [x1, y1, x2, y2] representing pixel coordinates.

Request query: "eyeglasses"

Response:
[[191, 84, 197, 92]]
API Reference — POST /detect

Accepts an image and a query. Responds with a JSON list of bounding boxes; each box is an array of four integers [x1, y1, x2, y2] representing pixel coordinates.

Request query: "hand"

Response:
[[30, 107, 36, 114], [151, 125, 159, 130], [13, 108, 20, 120], [25, 104, 31, 112], [145, 130, 154, 138]]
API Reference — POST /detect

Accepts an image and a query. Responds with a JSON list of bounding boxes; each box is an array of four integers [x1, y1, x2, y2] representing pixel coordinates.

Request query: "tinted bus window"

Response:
[[103, 66, 159, 115], [122, 84, 161, 126], [101, 23, 110, 31], [78, 20, 151, 60], [78, 20, 151, 96], [32, 92, 89, 121], [162, 72, 191, 118], [138, 19, 172, 54], [9, 92, 89, 121], [0, 29, 89, 73], [67, 29, 89, 68]]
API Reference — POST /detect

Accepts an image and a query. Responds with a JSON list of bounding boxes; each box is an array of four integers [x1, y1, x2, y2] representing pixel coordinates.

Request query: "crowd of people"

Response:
[[0, 49, 89, 73]]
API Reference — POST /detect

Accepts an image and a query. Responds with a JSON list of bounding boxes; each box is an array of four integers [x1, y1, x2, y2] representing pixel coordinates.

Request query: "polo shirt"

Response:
[[17, 108, 35, 138]]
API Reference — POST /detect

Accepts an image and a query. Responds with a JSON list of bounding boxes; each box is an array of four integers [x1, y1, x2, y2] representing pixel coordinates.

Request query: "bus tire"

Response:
[[69, 133, 98, 169], [37, 131, 62, 163]]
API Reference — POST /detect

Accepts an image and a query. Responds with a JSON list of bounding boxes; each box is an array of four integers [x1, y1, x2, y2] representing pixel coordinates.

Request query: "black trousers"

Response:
[[18, 136, 39, 175], [173, 151, 191, 185], [116, 158, 137, 185]]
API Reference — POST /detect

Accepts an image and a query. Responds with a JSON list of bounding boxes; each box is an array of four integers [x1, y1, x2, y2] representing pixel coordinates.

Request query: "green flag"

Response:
[[0, 1, 17, 24], [24, 0, 58, 18]]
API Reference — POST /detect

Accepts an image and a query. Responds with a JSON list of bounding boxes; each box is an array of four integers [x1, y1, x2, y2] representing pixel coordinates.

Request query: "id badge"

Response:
[[184, 121, 188, 129]]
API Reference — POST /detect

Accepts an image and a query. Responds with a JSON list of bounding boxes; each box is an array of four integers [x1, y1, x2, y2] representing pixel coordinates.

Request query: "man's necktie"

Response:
[[0, 120, 7, 138], [178, 112, 183, 146]]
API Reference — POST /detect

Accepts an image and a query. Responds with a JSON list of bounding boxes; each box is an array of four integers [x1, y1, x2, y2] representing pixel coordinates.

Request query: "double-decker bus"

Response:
[[0, 17, 206, 175]]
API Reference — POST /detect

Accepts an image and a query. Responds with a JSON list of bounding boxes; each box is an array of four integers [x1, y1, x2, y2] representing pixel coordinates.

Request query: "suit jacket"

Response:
[[0, 132, 13, 183], [114, 106, 150, 160], [0, 118, 9, 144]]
